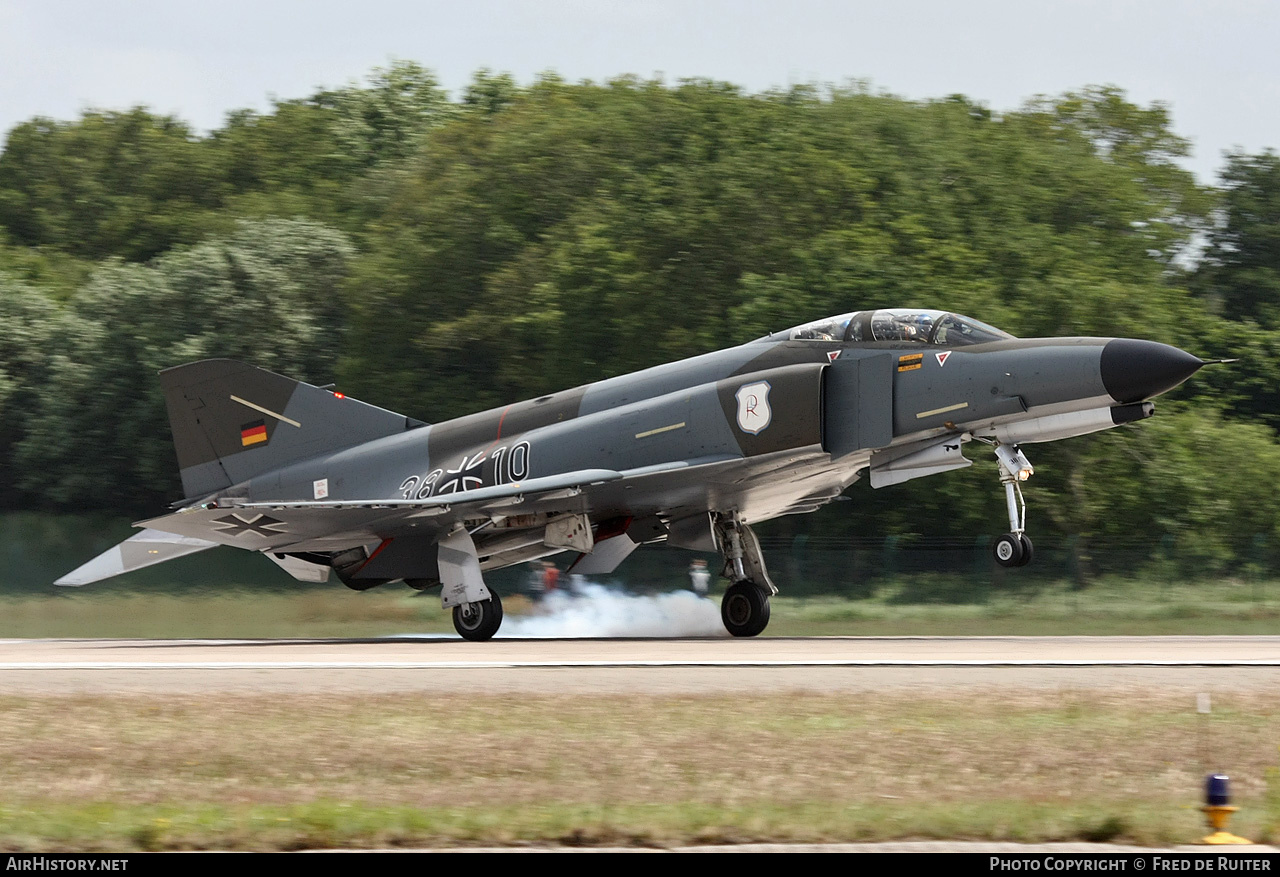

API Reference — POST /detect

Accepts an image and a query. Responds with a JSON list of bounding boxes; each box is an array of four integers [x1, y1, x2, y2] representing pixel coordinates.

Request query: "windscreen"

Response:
[[786, 309, 1012, 346]]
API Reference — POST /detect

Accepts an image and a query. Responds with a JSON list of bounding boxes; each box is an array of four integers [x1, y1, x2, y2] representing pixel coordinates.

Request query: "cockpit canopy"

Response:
[[781, 309, 1014, 347]]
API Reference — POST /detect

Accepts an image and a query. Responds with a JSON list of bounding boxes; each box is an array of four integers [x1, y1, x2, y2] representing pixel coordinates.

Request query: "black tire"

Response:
[[1015, 534, 1034, 567], [721, 582, 771, 637], [751, 593, 771, 635], [452, 590, 504, 641], [992, 534, 1023, 568]]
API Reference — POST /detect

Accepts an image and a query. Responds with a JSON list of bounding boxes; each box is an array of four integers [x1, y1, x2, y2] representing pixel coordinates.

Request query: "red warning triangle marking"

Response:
[[935, 351, 952, 367], [827, 350, 841, 363]]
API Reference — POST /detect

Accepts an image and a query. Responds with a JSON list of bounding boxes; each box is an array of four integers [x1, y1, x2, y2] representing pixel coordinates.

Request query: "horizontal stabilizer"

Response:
[[54, 529, 218, 586]]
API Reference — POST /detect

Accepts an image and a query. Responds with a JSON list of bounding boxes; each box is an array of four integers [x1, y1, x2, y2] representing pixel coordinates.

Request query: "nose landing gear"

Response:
[[991, 444, 1035, 568]]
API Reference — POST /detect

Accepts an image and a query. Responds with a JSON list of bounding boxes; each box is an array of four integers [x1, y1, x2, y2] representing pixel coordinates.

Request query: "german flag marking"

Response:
[[241, 420, 268, 447]]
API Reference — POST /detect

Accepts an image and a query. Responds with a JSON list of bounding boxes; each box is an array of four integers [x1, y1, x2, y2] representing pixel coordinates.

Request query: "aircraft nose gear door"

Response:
[[715, 518, 777, 637], [991, 444, 1035, 568]]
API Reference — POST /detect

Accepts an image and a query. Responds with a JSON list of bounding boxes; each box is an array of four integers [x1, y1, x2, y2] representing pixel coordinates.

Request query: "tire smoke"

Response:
[[498, 580, 728, 638]]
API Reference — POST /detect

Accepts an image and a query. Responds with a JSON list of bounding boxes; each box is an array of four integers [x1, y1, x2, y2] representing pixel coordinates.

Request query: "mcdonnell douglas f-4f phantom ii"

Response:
[[58, 308, 1210, 639]]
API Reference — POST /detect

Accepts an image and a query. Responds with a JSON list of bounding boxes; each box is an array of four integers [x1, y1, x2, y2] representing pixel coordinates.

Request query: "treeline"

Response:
[[1, 62, 1278, 573]]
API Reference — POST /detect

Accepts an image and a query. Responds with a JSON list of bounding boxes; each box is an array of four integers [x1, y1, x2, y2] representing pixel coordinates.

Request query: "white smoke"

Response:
[[498, 579, 728, 638]]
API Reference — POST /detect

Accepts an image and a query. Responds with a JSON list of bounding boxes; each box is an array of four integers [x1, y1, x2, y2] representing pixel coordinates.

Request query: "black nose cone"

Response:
[[1101, 339, 1204, 403]]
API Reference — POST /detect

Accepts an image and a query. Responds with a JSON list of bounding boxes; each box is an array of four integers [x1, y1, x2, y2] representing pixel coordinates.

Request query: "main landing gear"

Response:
[[453, 589, 504, 641], [715, 517, 777, 637], [721, 581, 771, 637], [990, 443, 1035, 568], [439, 526, 506, 641]]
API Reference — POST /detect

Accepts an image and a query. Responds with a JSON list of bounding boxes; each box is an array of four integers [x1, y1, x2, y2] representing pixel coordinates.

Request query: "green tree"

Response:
[[1, 65, 1269, 575], [1198, 150, 1280, 328], [15, 219, 354, 511], [0, 275, 57, 507], [0, 109, 228, 261], [329, 60, 453, 170], [346, 78, 1212, 420]]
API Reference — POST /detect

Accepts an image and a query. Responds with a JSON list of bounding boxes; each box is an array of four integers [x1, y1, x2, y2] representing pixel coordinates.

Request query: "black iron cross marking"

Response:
[[213, 513, 287, 538]]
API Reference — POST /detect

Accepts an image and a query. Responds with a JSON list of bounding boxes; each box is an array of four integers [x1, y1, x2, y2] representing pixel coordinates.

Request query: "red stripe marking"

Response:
[[594, 516, 633, 542], [483, 405, 513, 452], [355, 538, 393, 574]]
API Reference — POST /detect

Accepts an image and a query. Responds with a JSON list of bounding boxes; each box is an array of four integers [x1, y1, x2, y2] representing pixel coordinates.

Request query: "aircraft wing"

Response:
[[61, 458, 750, 586], [142, 455, 751, 545], [134, 468, 629, 553]]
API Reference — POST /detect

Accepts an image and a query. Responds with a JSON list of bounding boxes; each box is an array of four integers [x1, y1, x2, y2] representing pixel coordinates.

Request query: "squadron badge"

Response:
[[735, 381, 773, 435]]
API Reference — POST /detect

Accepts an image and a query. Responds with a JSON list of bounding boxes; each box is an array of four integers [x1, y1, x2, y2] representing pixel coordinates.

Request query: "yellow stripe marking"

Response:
[[635, 422, 686, 439], [230, 395, 301, 428], [916, 402, 969, 419]]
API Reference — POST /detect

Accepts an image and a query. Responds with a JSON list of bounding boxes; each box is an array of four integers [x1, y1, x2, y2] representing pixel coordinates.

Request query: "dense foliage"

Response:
[[1, 63, 1277, 573]]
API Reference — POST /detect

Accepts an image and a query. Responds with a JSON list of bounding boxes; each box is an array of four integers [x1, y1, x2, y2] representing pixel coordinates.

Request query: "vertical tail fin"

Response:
[[160, 359, 423, 499]]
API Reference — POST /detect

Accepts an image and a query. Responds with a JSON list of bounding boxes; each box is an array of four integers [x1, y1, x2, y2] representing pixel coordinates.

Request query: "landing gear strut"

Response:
[[991, 444, 1035, 568], [715, 516, 777, 637]]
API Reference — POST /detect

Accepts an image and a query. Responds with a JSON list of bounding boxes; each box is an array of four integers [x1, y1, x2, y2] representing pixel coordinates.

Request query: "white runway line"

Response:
[[6, 659, 1280, 670]]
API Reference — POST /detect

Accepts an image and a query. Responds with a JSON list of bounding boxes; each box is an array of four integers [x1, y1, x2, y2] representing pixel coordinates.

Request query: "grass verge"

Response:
[[4, 576, 1280, 638], [0, 800, 1219, 851], [0, 691, 1277, 850]]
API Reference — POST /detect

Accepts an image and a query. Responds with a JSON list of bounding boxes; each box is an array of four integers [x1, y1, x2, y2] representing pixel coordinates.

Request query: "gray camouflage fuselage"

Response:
[[228, 334, 1182, 572], [57, 311, 1206, 597]]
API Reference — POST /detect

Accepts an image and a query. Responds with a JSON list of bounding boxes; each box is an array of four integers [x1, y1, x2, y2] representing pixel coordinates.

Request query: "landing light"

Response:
[[994, 445, 1034, 482]]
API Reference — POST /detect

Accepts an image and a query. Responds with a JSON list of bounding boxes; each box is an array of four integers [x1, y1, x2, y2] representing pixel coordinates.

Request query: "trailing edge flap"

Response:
[[160, 359, 424, 501], [54, 529, 218, 586]]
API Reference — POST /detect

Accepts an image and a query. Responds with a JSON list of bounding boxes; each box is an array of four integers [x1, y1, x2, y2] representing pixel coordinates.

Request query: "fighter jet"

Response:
[[57, 308, 1208, 639]]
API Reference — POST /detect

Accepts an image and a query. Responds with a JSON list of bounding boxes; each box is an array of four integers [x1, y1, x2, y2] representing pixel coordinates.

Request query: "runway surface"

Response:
[[4, 635, 1280, 694]]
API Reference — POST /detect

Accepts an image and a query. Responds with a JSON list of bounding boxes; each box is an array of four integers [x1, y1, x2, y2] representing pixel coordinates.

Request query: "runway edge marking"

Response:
[[5, 659, 1280, 670]]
